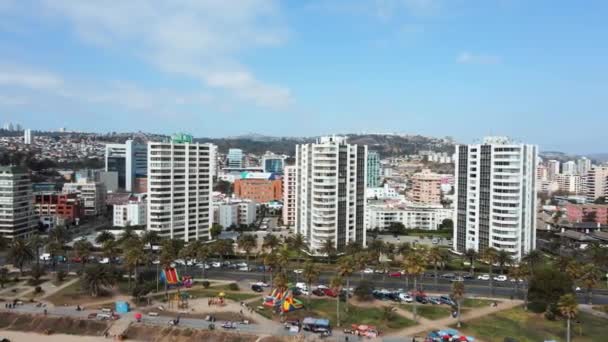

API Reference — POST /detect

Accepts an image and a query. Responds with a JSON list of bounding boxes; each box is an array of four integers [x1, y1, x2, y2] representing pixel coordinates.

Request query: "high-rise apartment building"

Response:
[[584, 166, 608, 202], [147, 134, 214, 242], [262, 153, 285, 174], [547, 160, 560, 180], [282, 165, 296, 227], [411, 169, 443, 205], [577, 157, 592, 176], [562, 161, 577, 175], [105, 140, 147, 192], [555, 174, 582, 194], [295, 136, 367, 254], [0, 166, 37, 239], [227, 148, 243, 168], [23, 129, 32, 145], [453, 137, 537, 261], [367, 151, 381, 188]]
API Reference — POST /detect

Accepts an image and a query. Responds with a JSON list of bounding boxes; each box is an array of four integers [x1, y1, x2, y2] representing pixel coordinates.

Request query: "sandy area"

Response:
[[0, 330, 110, 341]]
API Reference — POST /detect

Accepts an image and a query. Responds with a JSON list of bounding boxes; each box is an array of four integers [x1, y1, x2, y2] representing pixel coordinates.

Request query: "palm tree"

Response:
[[482, 247, 498, 295], [330, 275, 343, 327], [367, 239, 386, 264], [286, 233, 308, 272], [211, 239, 234, 263], [262, 234, 280, 252], [276, 245, 291, 272], [451, 280, 465, 328], [353, 252, 369, 280], [558, 293, 578, 342], [302, 260, 320, 309], [47, 226, 70, 270], [579, 264, 600, 305], [95, 231, 115, 245], [344, 241, 363, 256], [237, 234, 257, 266], [521, 250, 544, 274], [124, 241, 146, 290], [101, 240, 120, 260], [196, 244, 212, 279], [8, 239, 34, 274], [338, 256, 355, 314], [82, 264, 117, 297], [73, 240, 93, 271], [464, 248, 478, 275], [263, 252, 279, 287], [320, 237, 336, 264], [0, 268, 9, 289], [49, 226, 70, 245], [27, 234, 46, 267], [586, 242, 608, 265], [273, 271, 289, 291], [428, 246, 446, 286], [403, 253, 427, 322], [496, 250, 512, 275], [117, 227, 138, 245]]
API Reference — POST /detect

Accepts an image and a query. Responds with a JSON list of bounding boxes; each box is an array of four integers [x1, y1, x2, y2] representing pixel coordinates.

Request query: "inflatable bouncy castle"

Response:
[[263, 288, 304, 313], [160, 267, 180, 286]]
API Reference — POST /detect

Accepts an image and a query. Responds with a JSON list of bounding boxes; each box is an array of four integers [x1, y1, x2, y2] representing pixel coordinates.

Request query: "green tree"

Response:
[[302, 260, 320, 309], [262, 234, 280, 252], [81, 264, 117, 297], [482, 247, 498, 295], [521, 250, 544, 276], [558, 294, 578, 342], [210, 224, 223, 240], [367, 239, 386, 264], [464, 248, 478, 275], [354, 280, 374, 301], [73, 240, 93, 271], [579, 264, 600, 305], [337, 256, 355, 314], [496, 250, 512, 275], [286, 233, 308, 273], [8, 239, 34, 274], [403, 252, 427, 322], [27, 234, 46, 267], [428, 246, 447, 286], [320, 237, 336, 264], [29, 264, 46, 283], [124, 239, 146, 290], [330, 275, 344, 327], [263, 252, 279, 287], [273, 271, 288, 291], [388, 222, 406, 236], [0, 267, 9, 288], [451, 280, 465, 328], [237, 234, 257, 266], [344, 241, 363, 256], [95, 231, 115, 245], [196, 244, 212, 279], [211, 239, 234, 262], [528, 265, 573, 312]]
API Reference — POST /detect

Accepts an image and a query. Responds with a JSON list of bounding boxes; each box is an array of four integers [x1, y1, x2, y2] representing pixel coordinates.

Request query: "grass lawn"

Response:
[[462, 298, 496, 308], [283, 299, 417, 332], [456, 306, 607, 342], [400, 304, 453, 320], [44, 280, 85, 305]]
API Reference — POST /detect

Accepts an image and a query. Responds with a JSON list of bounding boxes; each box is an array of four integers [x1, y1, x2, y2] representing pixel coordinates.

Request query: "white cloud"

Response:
[[0, 65, 64, 89], [457, 51, 502, 65], [36, 0, 292, 109], [308, 0, 440, 19], [0, 94, 28, 106]]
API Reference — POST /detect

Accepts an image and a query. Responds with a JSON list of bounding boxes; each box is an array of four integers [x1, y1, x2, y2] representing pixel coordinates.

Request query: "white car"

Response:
[[236, 262, 248, 268], [296, 282, 307, 289], [238, 266, 249, 272], [254, 282, 269, 287], [293, 269, 303, 274], [316, 284, 329, 290], [186, 259, 197, 266], [399, 293, 413, 303], [197, 263, 211, 269], [493, 275, 507, 282], [173, 259, 186, 266], [99, 257, 110, 264], [509, 278, 524, 283], [362, 268, 374, 274], [40, 253, 52, 261], [152, 259, 160, 265], [211, 262, 222, 268], [477, 274, 490, 281]]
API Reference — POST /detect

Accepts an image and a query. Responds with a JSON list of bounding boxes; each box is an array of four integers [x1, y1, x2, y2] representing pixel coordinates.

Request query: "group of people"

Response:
[[239, 301, 254, 315], [207, 297, 225, 306]]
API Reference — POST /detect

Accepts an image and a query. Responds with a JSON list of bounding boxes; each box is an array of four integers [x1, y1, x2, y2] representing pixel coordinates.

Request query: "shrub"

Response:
[[34, 286, 42, 294], [228, 283, 239, 291], [527, 301, 546, 313], [354, 280, 374, 301], [55, 270, 67, 282], [202, 281, 210, 289]]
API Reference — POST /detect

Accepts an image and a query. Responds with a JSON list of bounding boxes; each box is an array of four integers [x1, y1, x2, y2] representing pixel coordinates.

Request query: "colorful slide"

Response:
[[263, 288, 303, 312], [160, 267, 180, 285]]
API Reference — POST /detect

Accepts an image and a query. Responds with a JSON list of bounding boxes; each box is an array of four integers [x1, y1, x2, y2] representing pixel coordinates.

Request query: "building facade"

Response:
[[62, 179, 107, 216], [411, 169, 443, 205], [555, 174, 582, 194], [295, 136, 367, 254], [366, 203, 452, 231], [24, 129, 32, 145], [565, 203, 608, 225], [147, 135, 214, 242], [262, 153, 285, 174], [0, 166, 37, 239], [453, 137, 538, 261], [113, 200, 147, 227], [227, 148, 243, 168], [367, 151, 381, 188], [282, 165, 296, 227], [214, 200, 257, 228], [233, 173, 283, 203], [584, 166, 608, 202], [105, 140, 148, 192], [34, 193, 83, 224]]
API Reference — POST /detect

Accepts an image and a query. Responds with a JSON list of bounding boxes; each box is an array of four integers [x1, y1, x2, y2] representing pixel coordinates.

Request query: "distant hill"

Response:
[[588, 153, 608, 163], [196, 133, 455, 157]]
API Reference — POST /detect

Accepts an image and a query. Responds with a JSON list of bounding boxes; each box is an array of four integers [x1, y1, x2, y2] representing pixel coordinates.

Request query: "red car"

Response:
[[389, 272, 402, 278], [71, 256, 82, 263], [322, 288, 337, 297]]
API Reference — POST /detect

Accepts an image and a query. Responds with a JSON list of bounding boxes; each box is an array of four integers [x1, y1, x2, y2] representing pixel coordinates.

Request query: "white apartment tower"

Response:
[[0, 166, 37, 239], [147, 134, 214, 242], [282, 165, 297, 227], [453, 137, 538, 261], [584, 166, 608, 202], [23, 129, 32, 145], [295, 136, 367, 254]]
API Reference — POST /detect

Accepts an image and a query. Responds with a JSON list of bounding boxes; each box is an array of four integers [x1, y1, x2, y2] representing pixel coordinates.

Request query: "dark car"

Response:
[[387, 293, 401, 302], [441, 273, 455, 279], [312, 289, 325, 297], [415, 295, 428, 304], [251, 285, 264, 293], [292, 288, 302, 296], [439, 296, 456, 306], [462, 273, 474, 280]]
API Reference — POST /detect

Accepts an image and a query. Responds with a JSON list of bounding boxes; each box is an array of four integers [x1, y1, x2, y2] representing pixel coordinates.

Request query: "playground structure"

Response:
[[263, 287, 304, 313], [160, 267, 192, 309]]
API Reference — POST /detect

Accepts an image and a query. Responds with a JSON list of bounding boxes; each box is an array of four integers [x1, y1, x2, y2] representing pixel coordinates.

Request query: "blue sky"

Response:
[[1, 0, 607, 153]]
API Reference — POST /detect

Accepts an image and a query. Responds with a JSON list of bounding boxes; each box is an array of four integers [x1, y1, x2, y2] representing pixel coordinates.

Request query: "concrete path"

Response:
[[579, 304, 608, 319]]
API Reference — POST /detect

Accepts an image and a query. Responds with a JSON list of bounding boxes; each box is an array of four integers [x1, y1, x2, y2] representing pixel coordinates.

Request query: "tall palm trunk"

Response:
[[434, 264, 438, 286], [345, 277, 350, 314], [413, 277, 418, 322], [456, 301, 462, 328], [566, 318, 571, 342], [307, 281, 312, 311], [489, 264, 494, 296], [336, 290, 341, 327]]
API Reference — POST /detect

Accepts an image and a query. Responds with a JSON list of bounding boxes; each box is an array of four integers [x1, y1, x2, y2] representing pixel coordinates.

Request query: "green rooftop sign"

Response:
[[172, 133, 193, 144]]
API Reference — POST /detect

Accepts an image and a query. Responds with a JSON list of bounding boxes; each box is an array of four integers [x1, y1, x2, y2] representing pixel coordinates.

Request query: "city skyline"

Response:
[[1, 1, 608, 154]]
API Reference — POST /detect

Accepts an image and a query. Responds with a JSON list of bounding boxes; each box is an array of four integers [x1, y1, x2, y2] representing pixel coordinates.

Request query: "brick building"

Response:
[[565, 203, 608, 225], [234, 172, 282, 203], [34, 193, 84, 223]]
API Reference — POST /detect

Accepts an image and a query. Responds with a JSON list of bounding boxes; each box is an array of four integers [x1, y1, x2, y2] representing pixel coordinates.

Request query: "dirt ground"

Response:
[[124, 324, 260, 342], [0, 330, 108, 342], [0, 312, 109, 336], [144, 309, 257, 323]]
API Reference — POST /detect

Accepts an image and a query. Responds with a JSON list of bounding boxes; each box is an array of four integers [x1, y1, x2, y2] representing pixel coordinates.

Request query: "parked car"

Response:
[[99, 257, 110, 264], [451, 277, 465, 282], [415, 295, 428, 304], [322, 288, 337, 297], [462, 273, 474, 280], [251, 284, 264, 292], [477, 274, 490, 281], [439, 296, 456, 306], [510, 278, 524, 283], [254, 281, 269, 287], [441, 273, 455, 279], [399, 293, 414, 303], [236, 262, 248, 268], [238, 266, 249, 272], [389, 272, 402, 278], [293, 269, 303, 274], [39, 253, 52, 262], [493, 275, 508, 282], [312, 289, 325, 296], [427, 296, 441, 305], [362, 268, 374, 274], [211, 262, 222, 268]]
